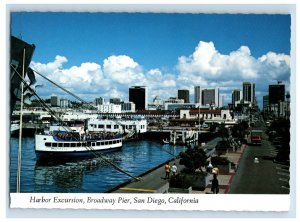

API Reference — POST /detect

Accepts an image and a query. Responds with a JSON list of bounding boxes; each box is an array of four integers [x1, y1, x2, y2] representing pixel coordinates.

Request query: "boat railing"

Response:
[[45, 131, 122, 142]]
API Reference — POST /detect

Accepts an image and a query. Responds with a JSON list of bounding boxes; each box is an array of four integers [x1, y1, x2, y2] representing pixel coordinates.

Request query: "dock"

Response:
[[110, 137, 242, 194]]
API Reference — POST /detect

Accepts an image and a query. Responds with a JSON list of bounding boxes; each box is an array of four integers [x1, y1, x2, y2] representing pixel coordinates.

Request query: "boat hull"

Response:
[[35, 134, 122, 158]]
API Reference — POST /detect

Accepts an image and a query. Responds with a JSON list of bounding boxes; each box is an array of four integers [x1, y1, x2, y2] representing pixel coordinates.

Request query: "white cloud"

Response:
[[30, 40, 290, 107], [103, 55, 145, 85]]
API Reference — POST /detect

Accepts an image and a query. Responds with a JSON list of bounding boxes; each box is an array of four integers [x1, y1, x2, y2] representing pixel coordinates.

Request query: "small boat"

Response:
[[35, 126, 122, 158]]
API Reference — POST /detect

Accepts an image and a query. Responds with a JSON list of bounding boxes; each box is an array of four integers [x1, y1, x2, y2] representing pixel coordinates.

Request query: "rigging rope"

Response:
[[11, 64, 140, 181]]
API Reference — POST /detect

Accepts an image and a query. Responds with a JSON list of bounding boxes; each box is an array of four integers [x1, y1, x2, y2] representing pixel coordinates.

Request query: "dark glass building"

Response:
[[178, 89, 190, 103], [129, 86, 148, 110], [269, 84, 285, 104]]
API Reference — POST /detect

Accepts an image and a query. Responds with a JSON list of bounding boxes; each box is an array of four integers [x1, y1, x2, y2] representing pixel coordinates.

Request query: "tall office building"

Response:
[[243, 82, 255, 103], [263, 95, 269, 112], [269, 82, 285, 104], [201, 87, 219, 107], [178, 89, 190, 103], [232, 89, 242, 106], [50, 96, 60, 107], [129, 86, 148, 110], [194, 86, 201, 104], [95, 97, 105, 106]]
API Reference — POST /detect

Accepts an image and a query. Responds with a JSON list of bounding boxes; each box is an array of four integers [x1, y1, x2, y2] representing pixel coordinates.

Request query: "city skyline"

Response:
[[10, 13, 291, 108]]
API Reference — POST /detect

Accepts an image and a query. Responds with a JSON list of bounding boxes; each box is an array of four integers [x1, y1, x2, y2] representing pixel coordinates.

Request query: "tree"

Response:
[[179, 146, 207, 173]]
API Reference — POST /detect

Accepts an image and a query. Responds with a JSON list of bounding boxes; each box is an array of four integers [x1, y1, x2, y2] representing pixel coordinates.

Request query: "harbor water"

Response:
[[10, 136, 188, 193]]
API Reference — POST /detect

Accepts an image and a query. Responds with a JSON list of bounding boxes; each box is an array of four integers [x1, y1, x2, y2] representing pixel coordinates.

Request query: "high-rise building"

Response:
[[60, 99, 69, 108], [121, 102, 136, 113], [50, 96, 60, 107], [232, 89, 242, 106], [263, 95, 269, 113], [201, 87, 219, 107], [178, 89, 190, 103], [269, 82, 285, 104], [194, 86, 201, 104], [243, 82, 255, 103], [129, 86, 148, 110], [95, 97, 105, 106]]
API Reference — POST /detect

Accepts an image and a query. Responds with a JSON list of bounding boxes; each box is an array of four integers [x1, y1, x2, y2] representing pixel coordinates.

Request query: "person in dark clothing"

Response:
[[211, 174, 219, 194]]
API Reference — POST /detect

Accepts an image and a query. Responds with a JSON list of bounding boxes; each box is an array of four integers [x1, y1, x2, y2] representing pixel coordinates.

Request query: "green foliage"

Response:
[[231, 121, 249, 138], [215, 140, 231, 156], [211, 156, 230, 165], [179, 146, 207, 173]]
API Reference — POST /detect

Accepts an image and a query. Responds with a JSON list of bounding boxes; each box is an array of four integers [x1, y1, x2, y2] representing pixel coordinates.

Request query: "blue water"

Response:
[[10, 136, 188, 193]]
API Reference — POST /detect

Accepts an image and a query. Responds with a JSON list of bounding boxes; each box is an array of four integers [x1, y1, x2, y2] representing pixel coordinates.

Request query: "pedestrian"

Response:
[[207, 161, 213, 173], [211, 174, 219, 194], [171, 163, 177, 177], [165, 162, 171, 179]]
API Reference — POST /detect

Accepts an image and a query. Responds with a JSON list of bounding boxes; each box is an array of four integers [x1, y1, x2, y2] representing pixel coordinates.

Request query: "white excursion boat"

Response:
[[35, 122, 122, 158]]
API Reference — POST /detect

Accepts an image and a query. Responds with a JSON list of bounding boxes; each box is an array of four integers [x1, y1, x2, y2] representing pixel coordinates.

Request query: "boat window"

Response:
[[96, 142, 100, 146], [114, 125, 119, 129], [71, 143, 76, 147], [106, 125, 111, 129], [58, 143, 63, 147], [63, 143, 70, 147], [45, 142, 51, 147], [52, 143, 57, 147], [92, 142, 96, 146], [87, 142, 91, 146], [105, 141, 108, 145], [98, 125, 104, 129], [77, 143, 81, 147]]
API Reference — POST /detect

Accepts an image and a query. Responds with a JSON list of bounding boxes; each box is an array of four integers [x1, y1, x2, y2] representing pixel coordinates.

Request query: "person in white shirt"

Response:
[[171, 163, 177, 176]]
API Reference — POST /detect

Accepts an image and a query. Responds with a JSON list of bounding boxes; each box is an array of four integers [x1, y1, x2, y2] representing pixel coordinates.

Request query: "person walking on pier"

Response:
[[165, 163, 171, 179], [171, 163, 177, 177], [211, 174, 219, 194]]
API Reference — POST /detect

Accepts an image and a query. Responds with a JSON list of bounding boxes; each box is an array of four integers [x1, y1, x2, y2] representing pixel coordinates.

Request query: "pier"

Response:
[[110, 137, 236, 194]]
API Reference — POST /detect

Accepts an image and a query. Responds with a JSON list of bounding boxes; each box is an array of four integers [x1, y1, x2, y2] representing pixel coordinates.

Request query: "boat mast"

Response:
[[16, 47, 26, 193]]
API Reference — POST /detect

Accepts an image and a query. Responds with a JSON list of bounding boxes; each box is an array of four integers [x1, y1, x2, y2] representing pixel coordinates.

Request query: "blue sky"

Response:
[[11, 12, 291, 107]]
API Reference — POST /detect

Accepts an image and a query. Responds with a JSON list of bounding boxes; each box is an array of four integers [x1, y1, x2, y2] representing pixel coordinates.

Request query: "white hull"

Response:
[[35, 134, 122, 157]]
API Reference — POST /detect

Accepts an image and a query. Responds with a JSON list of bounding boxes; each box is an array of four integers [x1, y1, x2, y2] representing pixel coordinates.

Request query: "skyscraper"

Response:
[[202, 87, 219, 107], [129, 86, 148, 110], [243, 82, 255, 103], [178, 89, 190, 103], [232, 89, 242, 106], [194, 86, 201, 104], [269, 82, 285, 104]]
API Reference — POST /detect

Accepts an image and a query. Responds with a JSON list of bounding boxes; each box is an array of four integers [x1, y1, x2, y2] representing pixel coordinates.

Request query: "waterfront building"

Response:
[[164, 97, 184, 104], [194, 86, 201, 104], [243, 82, 255, 104], [179, 108, 235, 125], [178, 89, 190, 103], [165, 103, 196, 111], [60, 98, 69, 108], [232, 89, 242, 107], [201, 87, 219, 107], [98, 103, 121, 113], [95, 97, 105, 106], [129, 86, 148, 110], [121, 101, 136, 113], [50, 96, 60, 107], [110, 98, 121, 104]]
